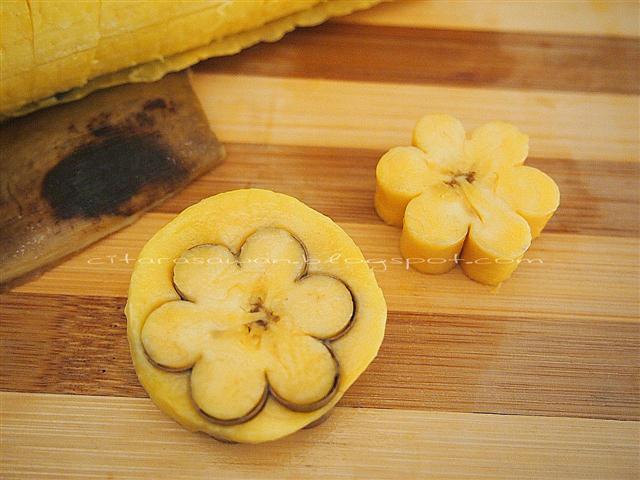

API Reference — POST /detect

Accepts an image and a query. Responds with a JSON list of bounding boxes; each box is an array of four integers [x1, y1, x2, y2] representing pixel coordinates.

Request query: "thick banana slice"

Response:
[[127, 189, 386, 443], [376, 114, 560, 285]]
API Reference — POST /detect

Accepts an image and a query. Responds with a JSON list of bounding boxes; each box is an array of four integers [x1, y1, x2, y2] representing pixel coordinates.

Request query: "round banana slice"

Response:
[[126, 189, 387, 443]]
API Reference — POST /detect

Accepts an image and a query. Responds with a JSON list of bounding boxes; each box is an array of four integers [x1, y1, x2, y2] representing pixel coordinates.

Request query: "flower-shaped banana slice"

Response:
[[126, 189, 386, 444], [141, 228, 354, 424], [375, 114, 559, 285]]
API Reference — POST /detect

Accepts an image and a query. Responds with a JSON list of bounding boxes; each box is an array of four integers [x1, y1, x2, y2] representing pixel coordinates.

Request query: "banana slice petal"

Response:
[[459, 182, 532, 284], [266, 331, 339, 409], [400, 185, 472, 275], [282, 275, 354, 340], [412, 114, 468, 170], [173, 245, 241, 303], [191, 336, 268, 424], [467, 121, 529, 176], [496, 165, 561, 238], [374, 146, 445, 226], [142, 301, 252, 371], [239, 228, 307, 282]]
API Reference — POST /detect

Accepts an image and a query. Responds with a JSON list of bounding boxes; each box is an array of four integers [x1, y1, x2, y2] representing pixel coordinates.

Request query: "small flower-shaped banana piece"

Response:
[[141, 228, 354, 424], [375, 114, 560, 285]]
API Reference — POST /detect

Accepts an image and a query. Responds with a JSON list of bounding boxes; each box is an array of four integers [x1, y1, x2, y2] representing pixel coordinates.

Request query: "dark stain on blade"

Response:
[[143, 98, 171, 111], [41, 130, 187, 219]]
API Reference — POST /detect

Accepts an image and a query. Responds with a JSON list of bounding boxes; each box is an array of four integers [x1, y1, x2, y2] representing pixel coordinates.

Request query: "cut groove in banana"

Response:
[[127, 189, 386, 443], [141, 227, 351, 424]]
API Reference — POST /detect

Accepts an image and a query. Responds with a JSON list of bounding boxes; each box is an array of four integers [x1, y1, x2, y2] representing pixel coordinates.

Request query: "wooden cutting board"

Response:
[[1, 1, 638, 479]]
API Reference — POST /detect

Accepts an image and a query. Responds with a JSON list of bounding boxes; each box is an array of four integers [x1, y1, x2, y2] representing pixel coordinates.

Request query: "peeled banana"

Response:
[[0, 0, 381, 118]]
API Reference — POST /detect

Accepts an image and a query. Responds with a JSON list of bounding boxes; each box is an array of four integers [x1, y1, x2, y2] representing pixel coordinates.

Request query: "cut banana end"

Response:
[[400, 185, 470, 275], [127, 189, 386, 443], [496, 166, 560, 238], [374, 146, 442, 227], [458, 182, 532, 285], [375, 114, 559, 285]]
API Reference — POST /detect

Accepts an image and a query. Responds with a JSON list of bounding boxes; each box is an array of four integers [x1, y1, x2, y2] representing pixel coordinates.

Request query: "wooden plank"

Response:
[[337, 0, 640, 38], [155, 144, 640, 238], [1, 392, 638, 480], [190, 74, 639, 163], [1, 292, 637, 420], [11, 214, 639, 322], [195, 23, 640, 94]]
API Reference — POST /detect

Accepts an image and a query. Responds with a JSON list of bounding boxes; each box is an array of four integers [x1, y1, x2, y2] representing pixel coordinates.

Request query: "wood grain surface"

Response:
[[195, 23, 640, 94], [1, 1, 639, 478], [2, 392, 638, 480]]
